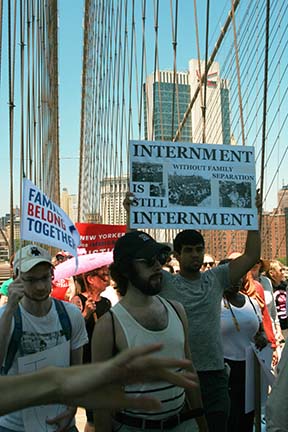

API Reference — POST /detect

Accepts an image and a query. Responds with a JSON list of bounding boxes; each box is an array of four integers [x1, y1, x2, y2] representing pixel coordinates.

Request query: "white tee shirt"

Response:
[[221, 295, 261, 361], [0, 300, 88, 431]]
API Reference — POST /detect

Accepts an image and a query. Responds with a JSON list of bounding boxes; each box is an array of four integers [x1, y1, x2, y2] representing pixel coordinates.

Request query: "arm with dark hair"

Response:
[[229, 190, 261, 285], [0, 344, 199, 416]]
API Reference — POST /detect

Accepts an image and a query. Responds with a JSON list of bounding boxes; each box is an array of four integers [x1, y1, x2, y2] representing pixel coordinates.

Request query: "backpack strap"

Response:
[[53, 298, 72, 341], [1, 299, 72, 376], [1, 306, 23, 375]]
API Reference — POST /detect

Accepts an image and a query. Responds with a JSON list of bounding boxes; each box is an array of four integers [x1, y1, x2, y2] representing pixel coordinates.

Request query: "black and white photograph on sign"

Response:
[[219, 181, 252, 208], [132, 162, 163, 182], [168, 174, 211, 207], [150, 183, 166, 197]]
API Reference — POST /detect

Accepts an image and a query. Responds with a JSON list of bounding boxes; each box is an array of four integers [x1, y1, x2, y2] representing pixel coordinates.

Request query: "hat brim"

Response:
[[134, 241, 171, 260], [20, 258, 52, 273]]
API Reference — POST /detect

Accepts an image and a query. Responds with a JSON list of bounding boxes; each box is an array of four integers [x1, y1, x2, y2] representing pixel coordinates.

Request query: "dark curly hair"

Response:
[[109, 262, 130, 296]]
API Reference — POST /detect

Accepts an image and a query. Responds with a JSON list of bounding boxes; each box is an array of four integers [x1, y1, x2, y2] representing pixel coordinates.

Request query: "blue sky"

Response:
[[0, 1, 287, 216], [0, 1, 84, 216]]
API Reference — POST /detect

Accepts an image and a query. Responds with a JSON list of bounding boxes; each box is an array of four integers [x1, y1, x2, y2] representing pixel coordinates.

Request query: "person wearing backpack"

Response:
[[0, 244, 88, 432]]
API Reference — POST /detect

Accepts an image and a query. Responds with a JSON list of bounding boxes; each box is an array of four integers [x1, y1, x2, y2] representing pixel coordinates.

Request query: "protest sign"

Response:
[[75, 223, 126, 253], [245, 343, 274, 413], [21, 178, 80, 257], [129, 140, 257, 230]]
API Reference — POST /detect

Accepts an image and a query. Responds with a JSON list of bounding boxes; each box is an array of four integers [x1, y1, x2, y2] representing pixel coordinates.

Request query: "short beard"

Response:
[[129, 269, 162, 296], [182, 262, 202, 274]]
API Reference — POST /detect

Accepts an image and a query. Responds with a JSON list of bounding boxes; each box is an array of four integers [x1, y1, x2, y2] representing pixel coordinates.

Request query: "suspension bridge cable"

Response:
[[170, 0, 178, 140], [230, 0, 245, 146]]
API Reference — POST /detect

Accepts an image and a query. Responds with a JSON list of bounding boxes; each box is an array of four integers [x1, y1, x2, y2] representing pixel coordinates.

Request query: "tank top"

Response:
[[111, 296, 186, 421]]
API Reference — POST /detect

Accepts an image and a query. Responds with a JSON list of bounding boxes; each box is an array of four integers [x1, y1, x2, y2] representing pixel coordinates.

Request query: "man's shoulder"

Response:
[[54, 300, 85, 328], [59, 300, 83, 316]]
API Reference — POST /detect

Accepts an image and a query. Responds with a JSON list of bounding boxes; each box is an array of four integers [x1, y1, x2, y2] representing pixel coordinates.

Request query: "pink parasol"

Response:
[[53, 251, 113, 281]]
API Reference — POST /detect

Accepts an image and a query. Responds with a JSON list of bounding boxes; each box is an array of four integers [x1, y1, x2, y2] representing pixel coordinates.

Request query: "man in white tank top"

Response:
[[91, 231, 208, 431]]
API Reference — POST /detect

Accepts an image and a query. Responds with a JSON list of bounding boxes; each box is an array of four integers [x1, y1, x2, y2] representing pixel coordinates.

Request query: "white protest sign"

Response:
[[245, 343, 274, 413], [18, 341, 72, 431], [21, 178, 80, 257], [129, 140, 257, 230]]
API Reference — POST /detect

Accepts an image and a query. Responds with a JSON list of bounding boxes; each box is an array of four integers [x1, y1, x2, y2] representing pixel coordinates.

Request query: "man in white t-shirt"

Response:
[[0, 244, 88, 432]]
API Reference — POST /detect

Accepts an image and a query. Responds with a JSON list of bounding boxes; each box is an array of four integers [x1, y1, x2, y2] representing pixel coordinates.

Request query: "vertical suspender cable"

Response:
[[202, 0, 210, 144], [170, 0, 178, 140], [20, 0, 25, 180], [231, 0, 245, 146], [127, 0, 135, 144], [259, 0, 270, 231], [173, 0, 240, 142], [138, 0, 146, 140], [193, 0, 204, 141], [8, 0, 17, 256], [152, 0, 162, 140], [78, 0, 89, 221]]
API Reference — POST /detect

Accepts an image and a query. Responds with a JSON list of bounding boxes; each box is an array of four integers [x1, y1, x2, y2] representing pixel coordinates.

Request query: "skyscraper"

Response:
[[144, 71, 192, 141], [144, 59, 231, 145]]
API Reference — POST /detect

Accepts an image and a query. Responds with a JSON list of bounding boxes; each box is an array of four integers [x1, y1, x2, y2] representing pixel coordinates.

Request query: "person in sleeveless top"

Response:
[[0, 344, 201, 416], [219, 258, 268, 432], [124, 190, 261, 432], [91, 231, 208, 432]]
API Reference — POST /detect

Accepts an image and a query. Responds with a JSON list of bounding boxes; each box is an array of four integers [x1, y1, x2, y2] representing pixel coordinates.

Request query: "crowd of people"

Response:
[[0, 190, 287, 431]]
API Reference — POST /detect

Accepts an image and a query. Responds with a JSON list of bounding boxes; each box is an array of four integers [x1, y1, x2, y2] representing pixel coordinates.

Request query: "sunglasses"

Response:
[[134, 251, 169, 267], [202, 261, 215, 268]]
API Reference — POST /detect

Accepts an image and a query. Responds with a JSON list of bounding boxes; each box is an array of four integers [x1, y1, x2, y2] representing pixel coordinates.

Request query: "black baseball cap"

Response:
[[113, 231, 171, 264]]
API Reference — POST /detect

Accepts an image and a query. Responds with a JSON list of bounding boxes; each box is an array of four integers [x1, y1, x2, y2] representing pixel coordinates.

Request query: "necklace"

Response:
[[223, 296, 240, 332]]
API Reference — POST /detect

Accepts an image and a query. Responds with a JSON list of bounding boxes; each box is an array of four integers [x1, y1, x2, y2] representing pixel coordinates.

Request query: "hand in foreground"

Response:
[[7, 277, 25, 310], [254, 331, 268, 350], [59, 344, 198, 411], [46, 406, 76, 432]]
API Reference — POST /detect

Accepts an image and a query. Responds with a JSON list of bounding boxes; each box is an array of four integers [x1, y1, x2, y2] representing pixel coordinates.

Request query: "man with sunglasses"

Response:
[[124, 191, 261, 432], [201, 254, 216, 272], [0, 244, 88, 432], [91, 231, 208, 431]]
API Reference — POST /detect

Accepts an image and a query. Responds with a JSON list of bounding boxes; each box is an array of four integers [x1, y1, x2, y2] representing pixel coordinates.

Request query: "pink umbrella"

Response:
[[53, 251, 113, 281]]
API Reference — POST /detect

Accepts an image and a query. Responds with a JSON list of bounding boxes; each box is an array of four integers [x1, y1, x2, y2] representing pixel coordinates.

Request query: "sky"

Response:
[[0, 0, 287, 217], [0, 0, 84, 216], [57, 1, 83, 199]]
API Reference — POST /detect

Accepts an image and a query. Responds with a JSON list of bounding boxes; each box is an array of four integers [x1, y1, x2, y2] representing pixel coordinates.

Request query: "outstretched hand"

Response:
[[123, 191, 136, 212], [123, 191, 137, 231], [60, 344, 198, 411]]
